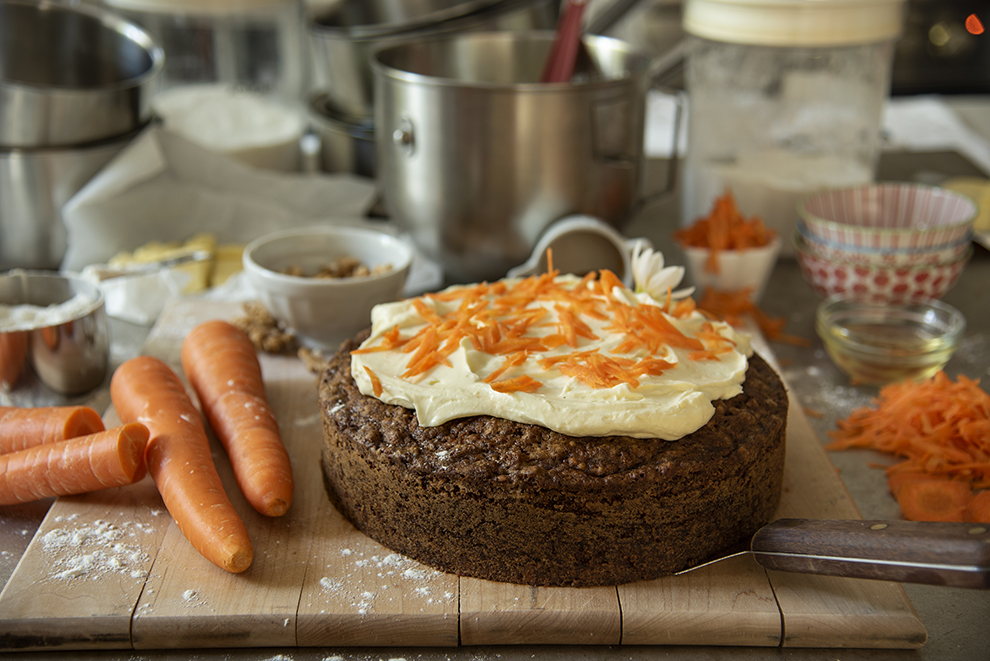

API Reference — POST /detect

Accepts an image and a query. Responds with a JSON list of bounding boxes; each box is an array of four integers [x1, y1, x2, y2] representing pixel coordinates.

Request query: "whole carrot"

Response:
[[0, 331, 28, 390], [0, 405, 106, 454], [110, 355, 253, 574], [180, 320, 293, 517], [0, 423, 148, 505]]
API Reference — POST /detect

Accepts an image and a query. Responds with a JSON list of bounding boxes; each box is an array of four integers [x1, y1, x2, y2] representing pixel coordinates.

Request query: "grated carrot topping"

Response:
[[363, 366, 383, 397], [351, 324, 409, 354], [827, 371, 990, 522], [673, 189, 776, 274], [483, 351, 530, 384], [490, 374, 543, 393], [354, 266, 741, 394]]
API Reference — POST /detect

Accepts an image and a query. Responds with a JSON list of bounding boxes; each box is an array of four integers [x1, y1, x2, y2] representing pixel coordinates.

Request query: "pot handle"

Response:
[[392, 116, 416, 156]]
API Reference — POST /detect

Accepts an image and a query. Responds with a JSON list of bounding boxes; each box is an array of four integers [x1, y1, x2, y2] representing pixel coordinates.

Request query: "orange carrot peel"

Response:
[[827, 371, 990, 522], [696, 287, 810, 347]]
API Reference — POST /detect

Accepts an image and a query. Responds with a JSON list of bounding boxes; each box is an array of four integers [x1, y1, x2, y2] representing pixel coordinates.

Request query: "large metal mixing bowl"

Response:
[[0, 0, 163, 148]]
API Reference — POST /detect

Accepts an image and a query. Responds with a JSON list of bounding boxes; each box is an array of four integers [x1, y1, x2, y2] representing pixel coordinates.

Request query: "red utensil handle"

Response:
[[540, 0, 588, 84]]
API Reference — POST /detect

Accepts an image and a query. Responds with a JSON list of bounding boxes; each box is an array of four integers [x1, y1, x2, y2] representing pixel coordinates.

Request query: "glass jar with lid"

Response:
[[102, 0, 308, 171], [680, 0, 907, 254]]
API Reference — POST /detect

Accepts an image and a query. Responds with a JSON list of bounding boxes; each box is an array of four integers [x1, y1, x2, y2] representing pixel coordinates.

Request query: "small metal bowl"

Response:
[[815, 295, 965, 385], [0, 271, 109, 395]]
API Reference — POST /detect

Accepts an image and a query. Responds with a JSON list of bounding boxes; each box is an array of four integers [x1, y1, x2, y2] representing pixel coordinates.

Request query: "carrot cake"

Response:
[[318, 268, 787, 587]]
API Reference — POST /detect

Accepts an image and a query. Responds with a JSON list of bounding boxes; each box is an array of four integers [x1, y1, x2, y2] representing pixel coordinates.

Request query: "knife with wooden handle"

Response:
[[678, 519, 990, 589]]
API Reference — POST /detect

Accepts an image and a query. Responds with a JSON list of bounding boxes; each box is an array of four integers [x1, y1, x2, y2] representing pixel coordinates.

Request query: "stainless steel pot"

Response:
[[0, 0, 163, 148], [373, 31, 675, 284], [338, 0, 502, 33], [309, 0, 557, 119], [0, 127, 144, 271], [308, 93, 376, 177]]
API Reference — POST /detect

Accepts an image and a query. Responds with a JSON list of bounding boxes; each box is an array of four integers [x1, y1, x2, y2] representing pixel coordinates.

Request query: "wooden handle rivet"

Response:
[[968, 526, 987, 535], [870, 523, 888, 531]]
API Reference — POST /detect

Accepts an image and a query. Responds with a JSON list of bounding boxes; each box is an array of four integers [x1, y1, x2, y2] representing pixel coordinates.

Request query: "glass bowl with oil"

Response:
[[815, 296, 966, 385]]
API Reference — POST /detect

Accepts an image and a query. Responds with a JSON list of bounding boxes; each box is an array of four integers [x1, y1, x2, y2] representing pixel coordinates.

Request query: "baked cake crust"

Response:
[[319, 331, 788, 587]]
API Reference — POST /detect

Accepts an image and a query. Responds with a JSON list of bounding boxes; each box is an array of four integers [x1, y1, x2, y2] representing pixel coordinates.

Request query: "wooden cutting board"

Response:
[[0, 300, 926, 652]]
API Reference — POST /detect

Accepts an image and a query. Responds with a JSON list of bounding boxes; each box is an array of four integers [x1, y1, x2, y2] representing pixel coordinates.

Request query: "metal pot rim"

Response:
[[0, 123, 150, 155], [310, 0, 505, 40], [0, 0, 164, 94], [370, 31, 650, 91]]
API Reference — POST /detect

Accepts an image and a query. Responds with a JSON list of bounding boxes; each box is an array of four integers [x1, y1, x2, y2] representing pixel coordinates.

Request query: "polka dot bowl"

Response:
[[798, 182, 977, 251], [794, 235, 972, 303]]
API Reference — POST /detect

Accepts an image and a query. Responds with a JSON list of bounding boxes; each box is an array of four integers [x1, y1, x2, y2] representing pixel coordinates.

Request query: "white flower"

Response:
[[630, 239, 694, 302]]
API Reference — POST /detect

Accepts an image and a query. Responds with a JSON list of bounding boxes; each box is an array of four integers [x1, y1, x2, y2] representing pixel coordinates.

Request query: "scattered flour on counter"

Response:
[[40, 517, 154, 581], [319, 576, 343, 592], [315, 548, 455, 615], [294, 412, 322, 427]]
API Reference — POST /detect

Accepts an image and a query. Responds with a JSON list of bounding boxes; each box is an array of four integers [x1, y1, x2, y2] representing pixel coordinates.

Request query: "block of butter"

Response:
[[211, 243, 245, 286], [107, 234, 246, 291], [109, 233, 216, 293]]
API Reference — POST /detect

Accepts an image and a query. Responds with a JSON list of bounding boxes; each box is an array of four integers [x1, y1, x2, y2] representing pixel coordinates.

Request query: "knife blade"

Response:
[[676, 518, 990, 589]]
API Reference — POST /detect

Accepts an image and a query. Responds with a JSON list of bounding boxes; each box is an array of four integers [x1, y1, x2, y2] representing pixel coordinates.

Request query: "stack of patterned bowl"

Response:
[[794, 182, 977, 303]]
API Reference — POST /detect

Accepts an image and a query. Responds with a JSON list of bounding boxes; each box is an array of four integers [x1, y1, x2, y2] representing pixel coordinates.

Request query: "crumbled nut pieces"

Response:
[[298, 346, 331, 374], [281, 256, 392, 280], [232, 301, 298, 355], [233, 302, 333, 374]]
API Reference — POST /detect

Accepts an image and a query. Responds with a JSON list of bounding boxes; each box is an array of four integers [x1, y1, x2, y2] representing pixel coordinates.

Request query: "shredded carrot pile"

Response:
[[827, 371, 990, 522], [673, 189, 777, 274], [352, 267, 731, 395], [696, 287, 810, 347]]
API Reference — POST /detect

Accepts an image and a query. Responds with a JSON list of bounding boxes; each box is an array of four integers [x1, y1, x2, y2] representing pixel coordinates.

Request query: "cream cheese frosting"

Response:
[[350, 272, 752, 440]]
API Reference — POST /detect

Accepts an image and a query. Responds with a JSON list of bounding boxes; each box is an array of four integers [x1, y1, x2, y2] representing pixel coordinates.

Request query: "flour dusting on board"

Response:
[[39, 514, 156, 581], [314, 547, 455, 615]]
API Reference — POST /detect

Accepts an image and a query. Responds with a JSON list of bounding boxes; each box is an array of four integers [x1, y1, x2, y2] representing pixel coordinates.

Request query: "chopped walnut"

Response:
[[232, 301, 297, 354], [280, 255, 392, 280], [298, 346, 331, 374]]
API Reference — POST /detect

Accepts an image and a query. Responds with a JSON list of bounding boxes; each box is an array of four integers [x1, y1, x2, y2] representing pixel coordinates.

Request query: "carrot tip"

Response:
[[225, 550, 254, 573], [262, 496, 290, 518]]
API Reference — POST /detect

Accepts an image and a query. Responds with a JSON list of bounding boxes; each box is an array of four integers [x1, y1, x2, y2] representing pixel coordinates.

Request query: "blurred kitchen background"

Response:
[[1, 0, 988, 283]]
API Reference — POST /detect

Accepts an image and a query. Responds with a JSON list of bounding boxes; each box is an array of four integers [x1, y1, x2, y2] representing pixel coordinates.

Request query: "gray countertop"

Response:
[[1, 110, 989, 659]]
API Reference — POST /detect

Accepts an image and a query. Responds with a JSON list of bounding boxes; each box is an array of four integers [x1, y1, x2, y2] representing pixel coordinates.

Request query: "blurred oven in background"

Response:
[[892, 0, 989, 95], [596, 0, 989, 96]]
